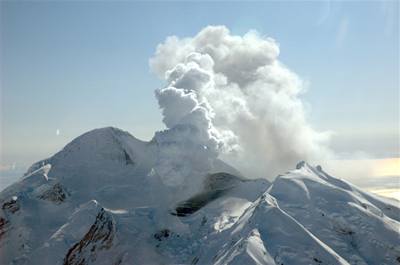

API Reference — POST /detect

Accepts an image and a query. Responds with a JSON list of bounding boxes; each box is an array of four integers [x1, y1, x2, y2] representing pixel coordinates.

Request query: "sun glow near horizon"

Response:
[[371, 157, 400, 177], [325, 157, 400, 201]]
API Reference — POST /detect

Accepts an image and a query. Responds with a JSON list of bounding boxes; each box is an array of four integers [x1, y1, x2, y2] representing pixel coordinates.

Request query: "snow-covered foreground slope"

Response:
[[0, 127, 399, 265]]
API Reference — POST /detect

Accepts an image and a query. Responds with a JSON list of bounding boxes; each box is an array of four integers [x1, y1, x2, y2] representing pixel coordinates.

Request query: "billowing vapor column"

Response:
[[151, 26, 331, 184]]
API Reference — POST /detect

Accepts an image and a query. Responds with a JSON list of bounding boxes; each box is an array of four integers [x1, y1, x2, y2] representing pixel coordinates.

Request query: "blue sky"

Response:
[[1, 1, 398, 171]]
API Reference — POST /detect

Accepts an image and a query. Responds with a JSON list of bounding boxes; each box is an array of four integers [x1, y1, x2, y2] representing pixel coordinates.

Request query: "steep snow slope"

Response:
[[268, 162, 400, 265], [0, 127, 399, 265]]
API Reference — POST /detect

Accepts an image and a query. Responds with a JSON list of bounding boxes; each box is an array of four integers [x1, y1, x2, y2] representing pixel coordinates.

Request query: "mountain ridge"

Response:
[[0, 127, 399, 265]]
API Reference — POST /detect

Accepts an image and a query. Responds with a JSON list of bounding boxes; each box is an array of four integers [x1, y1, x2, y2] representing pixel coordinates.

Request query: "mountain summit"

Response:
[[0, 127, 399, 265]]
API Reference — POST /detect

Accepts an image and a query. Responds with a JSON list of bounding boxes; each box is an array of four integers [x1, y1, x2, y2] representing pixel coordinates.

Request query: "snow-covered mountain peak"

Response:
[[0, 128, 399, 265], [268, 162, 400, 265], [52, 127, 144, 165]]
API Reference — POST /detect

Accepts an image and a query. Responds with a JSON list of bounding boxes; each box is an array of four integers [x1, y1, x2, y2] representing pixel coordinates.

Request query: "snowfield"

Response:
[[0, 127, 399, 265]]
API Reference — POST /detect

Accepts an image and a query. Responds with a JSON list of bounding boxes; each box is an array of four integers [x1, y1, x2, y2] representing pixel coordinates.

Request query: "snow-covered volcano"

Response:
[[0, 127, 399, 265]]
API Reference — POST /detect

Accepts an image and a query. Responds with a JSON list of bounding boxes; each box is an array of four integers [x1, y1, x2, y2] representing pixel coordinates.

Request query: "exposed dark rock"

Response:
[[0, 217, 7, 228], [2, 198, 19, 214], [201, 216, 207, 226], [203, 172, 243, 191], [337, 228, 354, 236], [0, 216, 9, 240], [296, 161, 306, 169], [123, 150, 134, 165], [172, 190, 226, 217], [63, 208, 115, 265], [191, 256, 199, 264], [154, 229, 170, 241], [172, 172, 242, 217], [313, 257, 322, 263], [39, 183, 68, 204]]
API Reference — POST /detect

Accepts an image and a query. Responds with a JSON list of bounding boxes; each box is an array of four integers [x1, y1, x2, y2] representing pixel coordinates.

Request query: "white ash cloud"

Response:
[[151, 25, 331, 182], [152, 53, 221, 186]]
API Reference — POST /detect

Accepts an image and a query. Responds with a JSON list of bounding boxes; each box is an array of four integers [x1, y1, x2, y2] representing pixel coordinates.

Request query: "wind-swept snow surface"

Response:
[[0, 128, 399, 265], [268, 162, 400, 265]]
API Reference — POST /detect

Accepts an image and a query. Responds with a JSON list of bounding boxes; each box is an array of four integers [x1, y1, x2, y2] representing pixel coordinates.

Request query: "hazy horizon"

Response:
[[1, 1, 399, 199]]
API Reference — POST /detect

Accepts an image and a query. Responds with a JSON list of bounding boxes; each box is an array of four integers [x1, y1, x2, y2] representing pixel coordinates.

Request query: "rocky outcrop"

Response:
[[39, 183, 68, 204], [0, 216, 9, 240], [63, 208, 115, 265], [2, 198, 19, 214]]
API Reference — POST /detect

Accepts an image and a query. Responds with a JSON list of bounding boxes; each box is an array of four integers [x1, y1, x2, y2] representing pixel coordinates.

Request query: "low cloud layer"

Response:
[[151, 26, 331, 183]]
